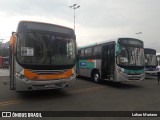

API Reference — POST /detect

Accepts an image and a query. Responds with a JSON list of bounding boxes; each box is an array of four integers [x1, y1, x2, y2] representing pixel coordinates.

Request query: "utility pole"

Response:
[[136, 32, 142, 40], [69, 4, 80, 32]]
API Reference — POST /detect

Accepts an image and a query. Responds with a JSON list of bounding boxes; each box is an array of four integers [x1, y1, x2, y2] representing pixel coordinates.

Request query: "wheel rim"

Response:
[[94, 74, 99, 82]]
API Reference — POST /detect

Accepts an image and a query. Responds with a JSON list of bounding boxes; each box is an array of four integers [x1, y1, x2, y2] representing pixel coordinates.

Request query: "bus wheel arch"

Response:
[[91, 69, 101, 83]]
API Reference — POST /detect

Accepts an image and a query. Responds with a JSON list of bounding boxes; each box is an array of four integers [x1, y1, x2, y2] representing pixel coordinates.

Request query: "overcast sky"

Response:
[[0, 0, 160, 52]]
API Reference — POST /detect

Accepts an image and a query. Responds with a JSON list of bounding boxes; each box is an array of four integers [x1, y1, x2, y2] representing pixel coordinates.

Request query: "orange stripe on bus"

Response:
[[87, 60, 94, 62], [24, 69, 72, 80]]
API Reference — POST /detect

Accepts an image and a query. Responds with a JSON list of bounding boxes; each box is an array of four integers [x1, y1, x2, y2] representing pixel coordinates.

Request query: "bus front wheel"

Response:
[[92, 71, 101, 83]]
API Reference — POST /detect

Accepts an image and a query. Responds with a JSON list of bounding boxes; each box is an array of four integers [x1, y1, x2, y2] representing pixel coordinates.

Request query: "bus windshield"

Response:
[[117, 46, 144, 67], [145, 54, 157, 66], [17, 32, 76, 66]]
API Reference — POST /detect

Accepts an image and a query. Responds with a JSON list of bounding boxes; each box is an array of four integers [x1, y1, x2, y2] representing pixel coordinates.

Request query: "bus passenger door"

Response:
[[102, 44, 115, 80]]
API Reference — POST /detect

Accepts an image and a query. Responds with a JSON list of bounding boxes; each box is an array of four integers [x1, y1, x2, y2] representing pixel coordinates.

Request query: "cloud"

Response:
[[0, 0, 74, 20], [0, 0, 160, 52], [74, 0, 160, 52]]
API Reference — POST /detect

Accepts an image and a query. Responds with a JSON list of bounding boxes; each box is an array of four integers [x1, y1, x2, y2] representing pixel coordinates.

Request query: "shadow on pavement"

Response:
[[100, 80, 143, 89], [16, 89, 71, 100], [77, 76, 143, 89]]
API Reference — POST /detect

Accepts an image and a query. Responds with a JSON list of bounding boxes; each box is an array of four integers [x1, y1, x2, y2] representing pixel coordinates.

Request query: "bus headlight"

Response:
[[117, 66, 124, 73], [67, 66, 76, 80], [72, 65, 76, 75], [16, 73, 28, 81], [156, 67, 160, 71]]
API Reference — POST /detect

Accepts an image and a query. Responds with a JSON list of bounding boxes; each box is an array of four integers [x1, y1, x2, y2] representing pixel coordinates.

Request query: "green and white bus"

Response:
[[77, 38, 145, 83]]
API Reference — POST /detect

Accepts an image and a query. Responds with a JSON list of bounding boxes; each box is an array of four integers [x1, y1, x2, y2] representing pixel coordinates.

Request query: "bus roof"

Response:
[[144, 48, 156, 54], [78, 43, 97, 49], [19, 20, 74, 31], [17, 20, 75, 35], [78, 40, 116, 49], [78, 37, 141, 49]]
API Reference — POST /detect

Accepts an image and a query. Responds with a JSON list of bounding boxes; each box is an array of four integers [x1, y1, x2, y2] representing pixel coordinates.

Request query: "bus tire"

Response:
[[92, 71, 101, 83]]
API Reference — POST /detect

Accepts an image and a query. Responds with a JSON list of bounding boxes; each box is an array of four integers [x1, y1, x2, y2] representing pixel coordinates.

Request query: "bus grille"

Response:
[[128, 76, 142, 80], [119, 71, 144, 81], [27, 69, 69, 75], [127, 74, 144, 80]]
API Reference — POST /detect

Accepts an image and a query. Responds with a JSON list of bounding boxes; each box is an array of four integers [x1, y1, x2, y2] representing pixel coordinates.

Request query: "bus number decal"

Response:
[[21, 47, 34, 56]]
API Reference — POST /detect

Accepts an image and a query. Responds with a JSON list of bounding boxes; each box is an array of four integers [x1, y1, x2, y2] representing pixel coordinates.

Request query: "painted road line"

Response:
[[0, 99, 32, 107], [0, 86, 105, 108]]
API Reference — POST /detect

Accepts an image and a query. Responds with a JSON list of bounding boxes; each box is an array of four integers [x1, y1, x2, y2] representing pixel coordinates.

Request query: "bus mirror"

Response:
[[115, 44, 121, 56], [12, 32, 16, 35], [15, 33, 19, 37]]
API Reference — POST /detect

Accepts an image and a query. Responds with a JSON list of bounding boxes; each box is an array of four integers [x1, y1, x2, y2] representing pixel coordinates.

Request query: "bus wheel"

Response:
[[93, 71, 101, 83]]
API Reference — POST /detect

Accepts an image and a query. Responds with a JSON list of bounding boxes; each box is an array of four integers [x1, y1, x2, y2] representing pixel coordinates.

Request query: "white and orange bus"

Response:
[[10, 21, 76, 91]]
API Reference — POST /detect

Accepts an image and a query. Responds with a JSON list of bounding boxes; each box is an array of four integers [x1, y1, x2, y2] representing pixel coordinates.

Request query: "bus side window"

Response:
[[80, 49, 84, 59], [84, 47, 92, 59], [93, 46, 101, 59]]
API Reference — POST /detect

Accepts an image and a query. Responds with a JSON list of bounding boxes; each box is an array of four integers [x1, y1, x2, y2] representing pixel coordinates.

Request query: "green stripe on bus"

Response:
[[79, 60, 95, 69], [124, 69, 144, 74]]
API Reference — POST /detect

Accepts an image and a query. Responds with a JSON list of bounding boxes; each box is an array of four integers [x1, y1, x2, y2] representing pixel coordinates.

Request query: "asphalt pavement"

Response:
[[0, 69, 9, 77], [0, 69, 160, 120]]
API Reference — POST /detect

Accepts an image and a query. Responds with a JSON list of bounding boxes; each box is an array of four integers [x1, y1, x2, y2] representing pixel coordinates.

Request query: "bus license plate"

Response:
[[45, 84, 55, 88]]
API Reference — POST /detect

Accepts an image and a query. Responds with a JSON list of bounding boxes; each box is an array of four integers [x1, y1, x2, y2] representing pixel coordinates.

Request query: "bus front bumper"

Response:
[[15, 74, 76, 91], [116, 71, 145, 82]]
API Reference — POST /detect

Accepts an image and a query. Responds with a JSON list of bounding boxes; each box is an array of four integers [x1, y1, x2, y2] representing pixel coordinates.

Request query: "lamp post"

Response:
[[69, 4, 80, 32], [136, 32, 142, 40]]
